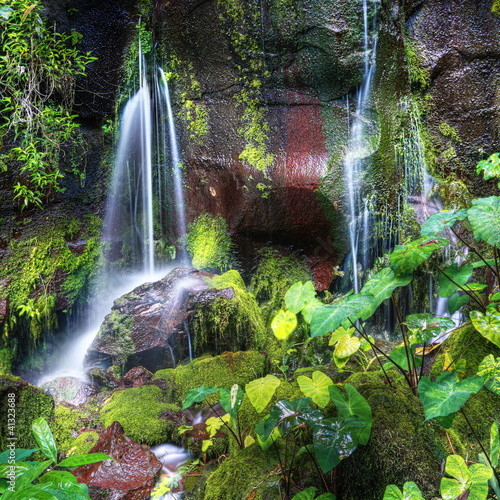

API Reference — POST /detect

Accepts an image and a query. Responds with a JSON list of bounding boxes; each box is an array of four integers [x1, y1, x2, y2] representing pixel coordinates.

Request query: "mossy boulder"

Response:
[[193, 270, 267, 354], [203, 444, 280, 500], [337, 371, 446, 500], [0, 376, 54, 452], [153, 351, 267, 406], [100, 384, 179, 445]]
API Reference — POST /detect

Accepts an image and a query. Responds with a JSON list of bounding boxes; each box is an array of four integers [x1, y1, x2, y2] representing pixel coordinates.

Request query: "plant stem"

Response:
[[301, 436, 330, 493], [207, 401, 243, 449], [460, 407, 500, 486], [451, 227, 497, 276]]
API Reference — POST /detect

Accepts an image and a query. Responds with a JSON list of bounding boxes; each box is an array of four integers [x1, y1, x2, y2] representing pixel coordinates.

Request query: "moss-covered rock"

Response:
[[337, 372, 447, 500], [153, 351, 267, 406], [249, 248, 311, 324], [0, 376, 54, 452], [100, 384, 179, 445], [203, 444, 281, 500], [187, 213, 234, 272], [193, 270, 267, 354]]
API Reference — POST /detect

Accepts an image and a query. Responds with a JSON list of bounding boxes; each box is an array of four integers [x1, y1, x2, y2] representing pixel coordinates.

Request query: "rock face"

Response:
[[84, 268, 264, 373], [409, 0, 500, 195], [72, 421, 162, 500], [161, 0, 367, 266]]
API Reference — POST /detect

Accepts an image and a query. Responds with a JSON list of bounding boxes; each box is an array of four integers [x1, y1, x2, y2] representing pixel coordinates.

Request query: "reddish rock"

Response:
[[122, 367, 153, 388], [72, 422, 162, 499]]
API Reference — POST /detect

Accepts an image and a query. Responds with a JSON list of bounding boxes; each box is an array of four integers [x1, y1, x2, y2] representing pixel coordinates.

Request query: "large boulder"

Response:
[[85, 268, 266, 373], [72, 421, 162, 500]]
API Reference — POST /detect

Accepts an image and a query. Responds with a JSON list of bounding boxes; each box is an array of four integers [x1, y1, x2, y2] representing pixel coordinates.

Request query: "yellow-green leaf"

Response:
[[297, 371, 333, 408], [334, 335, 361, 359], [271, 309, 297, 340]]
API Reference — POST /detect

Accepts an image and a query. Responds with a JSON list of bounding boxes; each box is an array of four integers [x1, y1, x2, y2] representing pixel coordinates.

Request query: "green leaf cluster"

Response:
[[0, 418, 109, 499]]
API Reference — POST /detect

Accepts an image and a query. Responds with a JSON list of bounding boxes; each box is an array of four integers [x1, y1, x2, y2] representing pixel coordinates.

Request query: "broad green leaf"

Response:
[[491, 292, 500, 302], [334, 335, 360, 359], [440, 454, 492, 500], [478, 452, 500, 499], [477, 153, 500, 188], [471, 258, 495, 269], [219, 384, 244, 419], [9, 484, 58, 500], [39, 470, 78, 484], [439, 263, 473, 298], [312, 415, 365, 472], [448, 293, 469, 315], [182, 385, 219, 409], [205, 414, 230, 438], [467, 196, 500, 247], [7, 459, 53, 498], [383, 345, 421, 372], [290, 486, 318, 500], [0, 448, 38, 464], [470, 310, 500, 349], [285, 281, 316, 313], [491, 421, 499, 468], [405, 314, 455, 344], [390, 237, 449, 276], [311, 295, 375, 337], [268, 398, 313, 436], [418, 371, 484, 421], [0, 462, 32, 479], [329, 326, 354, 346], [462, 283, 488, 292], [271, 309, 297, 340], [383, 482, 425, 500], [420, 209, 468, 236], [477, 354, 500, 396], [316, 493, 336, 500], [328, 384, 372, 445], [32, 418, 57, 463], [360, 267, 413, 302], [255, 416, 280, 449], [302, 298, 323, 324], [297, 371, 334, 408], [245, 374, 281, 413], [58, 452, 110, 468]]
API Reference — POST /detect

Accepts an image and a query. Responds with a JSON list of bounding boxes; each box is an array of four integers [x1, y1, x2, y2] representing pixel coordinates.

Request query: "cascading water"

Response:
[[344, 0, 378, 293], [38, 52, 188, 384]]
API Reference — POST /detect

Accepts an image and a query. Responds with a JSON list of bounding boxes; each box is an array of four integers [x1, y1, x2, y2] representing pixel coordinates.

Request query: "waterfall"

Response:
[[157, 67, 188, 263], [38, 55, 188, 384], [345, 0, 377, 293]]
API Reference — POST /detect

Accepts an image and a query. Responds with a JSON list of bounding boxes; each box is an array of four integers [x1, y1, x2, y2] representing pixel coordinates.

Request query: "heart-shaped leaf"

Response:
[[329, 384, 372, 445], [311, 295, 375, 337], [334, 335, 360, 359], [245, 374, 281, 413], [302, 298, 323, 324], [420, 209, 468, 237], [418, 371, 484, 422], [477, 354, 500, 396], [383, 482, 425, 500], [477, 153, 500, 188], [470, 310, 500, 349], [312, 415, 366, 472], [271, 309, 297, 340], [329, 326, 355, 346], [285, 281, 316, 313], [440, 454, 492, 500], [219, 384, 244, 419], [297, 371, 333, 408], [182, 385, 219, 409], [448, 293, 470, 315], [390, 237, 448, 276], [439, 263, 473, 298], [467, 196, 500, 248], [268, 398, 313, 436]]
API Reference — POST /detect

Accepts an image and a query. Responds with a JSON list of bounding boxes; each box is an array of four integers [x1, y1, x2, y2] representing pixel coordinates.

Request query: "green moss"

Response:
[[203, 444, 280, 500], [0, 377, 54, 452], [438, 122, 461, 142], [3, 214, 101, 348], [249, 248, 311, 325], [50, 405, 81, 455], [193, 271, 267, 354], [404, 32, 430, 91], [492, 0, 500, 16], [67, 431, 99, 456], [186, 213, 234, 272], [153, 351, 267, 406], [0, 349, 12, 375], [101, 385, 179, 445]]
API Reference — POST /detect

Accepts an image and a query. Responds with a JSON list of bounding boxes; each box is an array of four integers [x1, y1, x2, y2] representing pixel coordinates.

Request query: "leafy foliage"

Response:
[[467, 197, 500, 248], [0, 0, 95, 208], [271, 309, 298, 340], [296, 371, 333, 408], [476, 153, 500, 188], [245, 374, 281, 413], [470, 309, 500, 349], [477, 354, 500, 396], [0, 418, 109, 499], [383, 482, 425, 500]]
